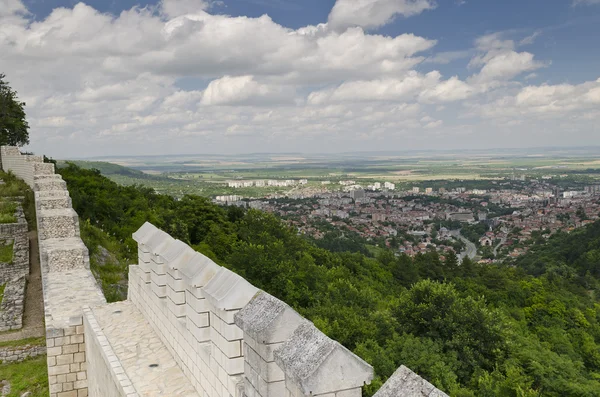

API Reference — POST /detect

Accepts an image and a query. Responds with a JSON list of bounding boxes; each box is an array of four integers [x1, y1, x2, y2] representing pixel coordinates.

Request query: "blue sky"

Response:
[[2, 0, 600, 157]]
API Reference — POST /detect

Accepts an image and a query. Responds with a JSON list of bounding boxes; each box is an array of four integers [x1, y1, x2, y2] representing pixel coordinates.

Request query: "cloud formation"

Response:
[[328, 0, 436, 30], [0, 0, 598, 157]]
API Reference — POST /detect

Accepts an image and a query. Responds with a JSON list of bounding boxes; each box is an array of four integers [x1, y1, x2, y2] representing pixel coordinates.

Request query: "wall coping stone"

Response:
[[274, 321, 374, 395], [373, 365, 449, 397], [234, 291, 305, 344]]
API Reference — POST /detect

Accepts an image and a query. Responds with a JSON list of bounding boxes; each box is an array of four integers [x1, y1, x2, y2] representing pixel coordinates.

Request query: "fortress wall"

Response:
[[130, 222, 375, 397], [82, 307, 137, 397], [1, 146, 106, 397], [1, 146, 449, 397]]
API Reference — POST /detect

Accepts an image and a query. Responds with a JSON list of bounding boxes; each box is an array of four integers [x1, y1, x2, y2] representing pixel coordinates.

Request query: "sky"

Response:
[[1, 0, 600, 158]]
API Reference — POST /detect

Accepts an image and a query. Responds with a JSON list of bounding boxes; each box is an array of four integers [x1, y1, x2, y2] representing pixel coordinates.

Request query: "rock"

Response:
[[94, 245, 117, 267]]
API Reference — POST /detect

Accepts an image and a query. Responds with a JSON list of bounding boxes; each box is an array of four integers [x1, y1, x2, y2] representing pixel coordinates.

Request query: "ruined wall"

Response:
[[0, 200, 30, 332], [1, 146, 106, 397], [0, 343, 46, 364]]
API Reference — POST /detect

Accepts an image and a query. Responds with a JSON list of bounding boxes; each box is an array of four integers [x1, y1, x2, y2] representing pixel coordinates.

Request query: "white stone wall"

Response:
[[130, 222, 375, 397], [1, 146, 449, 397], [1, 146, 106, 397], [82, 307, 137, 397]]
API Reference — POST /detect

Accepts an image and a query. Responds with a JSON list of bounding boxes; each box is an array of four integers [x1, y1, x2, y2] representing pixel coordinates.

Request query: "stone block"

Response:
[[38, 209, 80, 240], [202, 267, 259, 311], [181, 253, 221, 289], [235, 291, 305, 344], [132, 222, 159, 245], [372, 365, 449, 397], [41, 238, 89, 272], [37, 196, 72, 211], [34, 178, 67, 192], [274, 322, 373, 396]]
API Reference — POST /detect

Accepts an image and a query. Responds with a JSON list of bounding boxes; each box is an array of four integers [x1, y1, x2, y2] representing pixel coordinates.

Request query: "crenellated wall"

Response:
[[1, 146, 105, 397], [1, 146, 449, 397], [128, 222, 374, 397]]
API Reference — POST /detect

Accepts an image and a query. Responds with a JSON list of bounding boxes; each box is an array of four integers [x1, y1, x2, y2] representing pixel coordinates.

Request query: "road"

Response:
[[493, 238, 506, 257], [450, 230, 477, 261]]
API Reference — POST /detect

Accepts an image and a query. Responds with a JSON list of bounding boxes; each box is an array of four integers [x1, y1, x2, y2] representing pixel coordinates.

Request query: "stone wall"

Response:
[[0, 343, 46, 364], [0, 226, 29, 283], [0, 277, 26, 331], [0, 199, 30, 332], [1, 146, 448, 397], [82, 307, 136, 397], [1, 146, 105, 397]]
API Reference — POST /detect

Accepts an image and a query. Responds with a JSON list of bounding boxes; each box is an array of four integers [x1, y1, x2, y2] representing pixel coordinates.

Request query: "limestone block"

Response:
[[36, 190, 70, 199], [274, 322, 373, 396], [158, 239, 190, 266], [373, 365, 448, 397], [37, 196, 72, 211], [235, 291, 305, 345], [33, 162, 55, 175], [185, 290, 211, 313], [202, 267, 259, 311], [167, 270, 186, 292], [131, 222, 159, 245], [179, 252, 221, 288], [33, 174, 62, 181], [144, 230, 174, 257], [35, 178, 67, 192], [38, 209, 80, 240], [41, 238, 89, 272]]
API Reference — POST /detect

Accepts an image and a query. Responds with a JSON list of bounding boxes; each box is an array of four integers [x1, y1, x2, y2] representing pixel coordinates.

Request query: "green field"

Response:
[[62, 149, 600, 198]]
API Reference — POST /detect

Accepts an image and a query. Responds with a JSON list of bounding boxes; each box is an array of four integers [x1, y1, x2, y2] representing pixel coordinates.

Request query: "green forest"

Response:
[[56, 163, 600, 396]]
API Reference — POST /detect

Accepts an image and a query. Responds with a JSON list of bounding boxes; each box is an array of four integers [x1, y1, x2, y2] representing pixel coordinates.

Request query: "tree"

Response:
[[0, 74, 30, 146]]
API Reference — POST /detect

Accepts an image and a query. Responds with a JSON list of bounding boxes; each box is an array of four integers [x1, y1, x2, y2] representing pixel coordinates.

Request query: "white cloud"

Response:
[[160, 0, 210, 18], [467, 33, 547, 88], [0, 1, 598, 156], [424, 50, 471, 64], [0, 0, 28, 16], [468, 80, 600, 119], [308, 71, 474, 105], [573, 0, 600, 5], [201, 75, 295, 106], [328, 0, 436, 31]]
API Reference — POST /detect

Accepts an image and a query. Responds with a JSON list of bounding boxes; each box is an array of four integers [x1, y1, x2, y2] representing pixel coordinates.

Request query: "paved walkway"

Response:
[[0, 231, 44, 343], [93, 301, 199, 396]]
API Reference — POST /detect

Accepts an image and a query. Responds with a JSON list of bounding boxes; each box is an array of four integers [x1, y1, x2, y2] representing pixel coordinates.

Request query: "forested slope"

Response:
[[57, 163, 600, 397]]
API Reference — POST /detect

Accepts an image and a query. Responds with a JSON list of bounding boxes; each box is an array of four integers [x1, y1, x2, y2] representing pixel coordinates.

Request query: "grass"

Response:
[[0, 200, 17, 224], [0, 241, 13, 263], [0, 284, 4, 306], [80, 220, 131, 302], [0, 355, 49, 396], [0, 171, 35, 230], [0, 337, 45, 349]]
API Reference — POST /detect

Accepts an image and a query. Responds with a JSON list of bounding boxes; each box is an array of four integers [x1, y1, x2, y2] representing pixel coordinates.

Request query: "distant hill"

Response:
[[56, 160, 159, 179]]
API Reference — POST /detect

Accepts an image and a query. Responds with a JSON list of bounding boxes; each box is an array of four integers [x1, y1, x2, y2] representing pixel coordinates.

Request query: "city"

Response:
[[217, 178, 600, 262]]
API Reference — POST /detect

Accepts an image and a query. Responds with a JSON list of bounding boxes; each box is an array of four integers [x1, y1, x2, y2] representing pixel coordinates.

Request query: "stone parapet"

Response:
[[0, 146, 449, 397], [130, 222, 375, 397], [1, 146, 104, 397]]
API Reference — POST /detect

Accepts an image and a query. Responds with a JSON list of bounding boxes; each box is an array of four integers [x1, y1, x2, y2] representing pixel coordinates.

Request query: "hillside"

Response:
[[56, 160, 152, 178], [56, 162, 600, 397]]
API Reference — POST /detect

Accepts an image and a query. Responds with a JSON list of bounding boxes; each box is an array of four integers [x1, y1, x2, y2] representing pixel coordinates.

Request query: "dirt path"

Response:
[[0, 231, 44, 342]]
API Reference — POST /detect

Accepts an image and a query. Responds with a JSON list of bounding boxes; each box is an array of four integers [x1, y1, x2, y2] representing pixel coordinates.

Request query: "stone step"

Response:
[[41, 238, 89, 272], [37, 208, 80, 240], [36, 196, 73, 211], [34, 178, 67, 192]]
